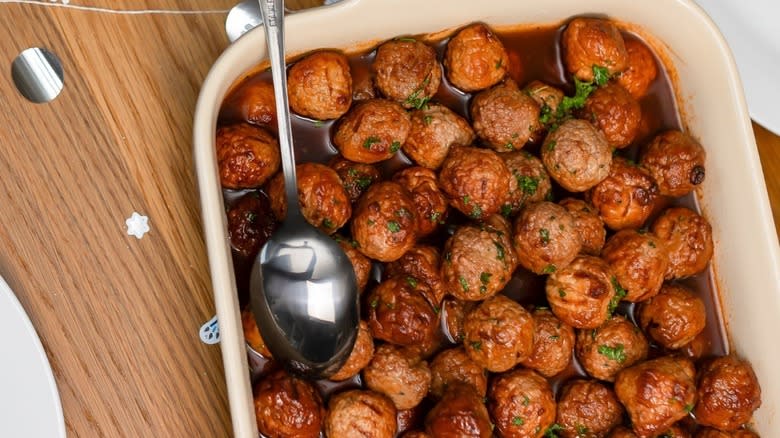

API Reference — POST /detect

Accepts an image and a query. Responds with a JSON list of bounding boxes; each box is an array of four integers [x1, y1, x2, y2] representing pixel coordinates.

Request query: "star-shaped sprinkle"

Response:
[[125, 212, 150, 239]]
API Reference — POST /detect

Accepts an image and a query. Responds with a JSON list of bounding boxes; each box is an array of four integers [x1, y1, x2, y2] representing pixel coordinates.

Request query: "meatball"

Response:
[[403, 103, 475, 169], [363, 344, 431, 410], [639, 130, 706, 197], [253, 370, 324, 438], [462, 295, 534, 372], [562, 17, 628, 82], [372, 39, 442, 108], [525, 80, 565, 115], [556, 379, 624, 438], [609, 425, 691, 438], [225, 78, 276, 126], [541, 119, 612, 192], [471, 80, 541, 152], [266, 162, 351, 234], [444, 23, 509, 92], [651, 207, 714, 279], [576, 315, 649, 382], [393, 167, 449, 237], [227, 192, 276, 258], [502, 151, 554, 216], [512, 201, 582, 275], [602, 229, 669, 302], [335, 235, 372, 293], [489, 368, 556, 438], [385, 245, 445, 308], [216, 123, 280, 189], [330, 320, 375, 381], [617, 38, 658, 99], [334, 99, 411, 164], [588, 157, 659, 230], [425, 383, 493, 438], [545, 255, 616, 329], [637, 283, 706, 350], [325, 390, 397, 438], [438, 146, 512, 219], [583, 82, 642, 149], [695, 356, 762, 431], [366, 276, 439, 347], [614, 356, 697, 438], [351, 181, 418, 262], [521, 308, 576, 377], [607, 426, 638, 438], [559, 198, 606, 255], [441, 298, 476, 343], [287, 50, 352, 120], [430, 347, 487, 399], [403, 432, 432, 438], [696, 429, 760, 438], [241, 308, 272, 358], [328, 157, 381, 203]]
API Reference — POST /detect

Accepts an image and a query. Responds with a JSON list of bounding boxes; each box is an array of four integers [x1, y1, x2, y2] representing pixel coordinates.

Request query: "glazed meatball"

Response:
[[393, 167, 449, 237], [351, 181, 418, 262], [583, 82, 642, 149], [640, 130, 706, 197], [546, 255, 616, 329], [696, 429, 760, 438], [403, 432, 432, 438], [512, 201, 582, 275], [363, 344, 431, 410], [576, 315, 649, 382], [216, 123, 280, 189], [287, 50, 352, 120], [444, 23, 509, 92], [651, 207, 714, 279], [489, 368, 556, 438], [609, 425, 691, 438], [462, 295, 534, 372], [385, 245, 445, 307], [541, 119, 612, 192], [425, 383, 493, 438], [695, 356, 762, 431], [562, 17, 628, 82], [334, 99, 411, 163], [602, 229, 669, 302], [617, 38, 658, 99], [637, 283, 706, 350], [502, 151, 553, 216], [521, 308, 576, 377], [615, 356, 696, 437], [441, 298, 476, 343], [325, 390, 397, 438], [241, 308, 272, 358], [335, 235, 372, 292], [588, 157, 659, 230], [607, 426, 638, 438], [328, 157, 381, 203], [559, 198, 606, 255], [266, 162, 351, 234], [366, 276, 439, 347], [225, 78, 276, 126], [525, 80, 565, 115], [330, 320, 375, 381], [556, 379, 624, 438], [438, 146, 512, 219], [227, 192, 276, 258], [471, 80, 541, 152], [430, 347, 488, 398], [253, 370, 324, 438], [373, 39, 442, 108], [402, 103, 475, 169]]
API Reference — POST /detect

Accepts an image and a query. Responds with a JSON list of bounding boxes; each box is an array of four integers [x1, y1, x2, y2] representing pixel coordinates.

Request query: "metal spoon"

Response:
[[250, 0, 359, 378], [225, 0, 344, 43]]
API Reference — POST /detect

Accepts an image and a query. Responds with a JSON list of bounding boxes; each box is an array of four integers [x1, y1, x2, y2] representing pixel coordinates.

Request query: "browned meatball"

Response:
[[403, 103, 475, 169], [607, 426, 638, 438], [425, 383, 492, 437], [430, 347, 487, 399], [640, 130, 706, 197], [393, 167, 448, 237], [521, 308, 575, 377], [227, 192, 276, 258], [325, 390, 397, 438], [546, 255, 616, 329], [373, 39, 442, 108], [253, 370, 324, 438], [330, 320, 374, 381], [366, 276, 439, 347], [351, 181, 418, 262], [513, 201, 582, 275], [363, 344, 431, 410], [385, 245, 445, 308], [695, 356, 762, 431], [556, 379, 624, 438], [651, 207, 714, 279], [489, 368, 556, 438], [588, 157, 659, 230], [637, 283, 706, 350], [562, 17, 628, 82], [696, 429, 760, 438], [287, 50, 352, 120], [584, 82, 642, 149], [266, 162, 351, 234], [438, 146, 512, 219], [403, 432, 432, 438], [328, 157, 381, 203], [334, 99, 411, 164], [541, 119, 612, 192], [335, 235, 372, 293], [525, 80, 565, 115], [462, 295, 534, 372], [559, 198, 606, 255], [241, 308, 272, 358], [225, 78, 276, 126], [444, 23, 509, 93], [576, 315, 649, 382], [216, 123, 280, 189], [609, 425, 691, 438], [502, 151, 554, 216], [617, 38, 658, 99], [441, 298, 476, 343], [602, 229, 668, 302], [615, 356, 697, 438], [471, 80, 541, 152]]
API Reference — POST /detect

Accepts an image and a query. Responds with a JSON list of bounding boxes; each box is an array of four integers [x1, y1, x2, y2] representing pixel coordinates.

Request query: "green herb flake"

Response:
[[684, 403, 695, 413], [494, 241, 506, 261], [387, 221, 401, 233], [592, 65, 611, 86], [347, 168, 359, 177], [598, 343, 627, 363], [495, 58, 503, 69], [370, 298, 379, 308], [470, 204, 483, 219], [367, 219, 376, 226], [430, 211, 441, 223], [558, 288, 566, 298], [512, 417, 524, 426], [542, 264, 556, 274], [576, 425, 589, 436], [501, 204, 513, 218], [550, 335, 560, 340], [544, 423, 563, 438], [480, 272, 492, 284], [648, 240, 657, 248], [505, 141, 515, 150], [608, 276, 627, 315], [522, 395, 530, 406], [405, 276, 418, 288], [363, 136, 381, 149], [547, 140, 557, 151], [470, 340, 482, 351], [539, 228, 550, 244], [390, 141, 401, 153], [395, 208, 411, 218], [404, 75, 432, 109], [423, 115, 433, 125], [313, 119, 324, 128], [356, 177, 372, 189], [539, 104, 553, 124], [245, 212, 257, 222], [459, 276, 469, 292], [322, 218, 334, 229], [462, 195, 471, 205], [517, 175, 539, 195]]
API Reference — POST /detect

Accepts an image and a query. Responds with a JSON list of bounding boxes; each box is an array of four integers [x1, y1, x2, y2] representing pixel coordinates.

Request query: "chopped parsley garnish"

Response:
[[539, 103, 553, 124], [544, 423, 563, 438], [547, 140, 557, 151], [470, 204, 483, 219], [522, 395, 530, 406], [356, 177, 372, 189], [405, 276, 418, 288], [347, 168, 359, 177], [576, 425, 589, 435], [598, 344, 627, 363], [539, 228, 550, 244], [593, 65, 611, 86], [370, 298, 379, 308], [245, 212, 257, 222], [322, 218, 334, 229], [648, 240, 657, 248], [542, 264, 557, 274], [363, 136, 380, 149], [480, 272, 492, 284], [505, 141, 515, 150], [387, 221, 401, 233], [404, 75, 431, 109], [313, 119, 324, 128], [495, 58, 503, 69], [517, 175, 539, 195], [512, 417, 524, 426], [494, 241, 506, 261], [470, 340, 482, 351], [395, 208, 411, 218], [558, 288, 566, 298], [684, 403, 695, 413], [390, 141, 401, 153], [462, 195, 471, 205], [608, 276, 627, 315], [423, 115, 433, 125], [367, 219, 375, 226], [458, 276, 469, 291], [501, 204, 512, 218]]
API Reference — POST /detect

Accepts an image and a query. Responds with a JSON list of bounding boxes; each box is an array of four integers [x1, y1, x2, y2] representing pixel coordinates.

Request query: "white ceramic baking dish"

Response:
[[193, 0, 780, 435]]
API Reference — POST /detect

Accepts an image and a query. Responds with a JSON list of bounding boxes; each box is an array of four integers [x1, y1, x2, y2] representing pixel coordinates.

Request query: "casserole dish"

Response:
[[193, 0, 780, 435]]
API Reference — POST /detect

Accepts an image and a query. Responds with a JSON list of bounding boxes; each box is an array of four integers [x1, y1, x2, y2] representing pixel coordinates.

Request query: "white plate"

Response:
[[0, 275, 65, 437], [696, 0, 780, 134]]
